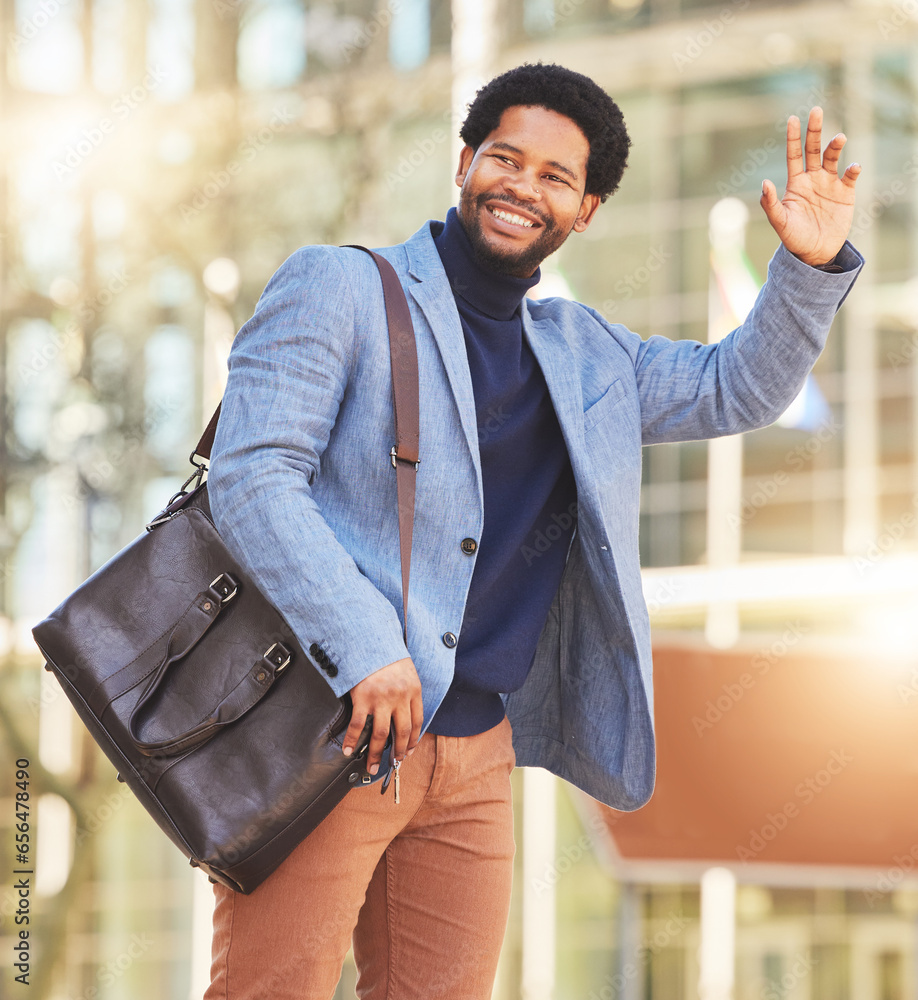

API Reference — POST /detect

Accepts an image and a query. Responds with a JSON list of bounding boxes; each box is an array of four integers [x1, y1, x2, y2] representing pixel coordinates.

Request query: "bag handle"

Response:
[[128, 574, 298, 756]]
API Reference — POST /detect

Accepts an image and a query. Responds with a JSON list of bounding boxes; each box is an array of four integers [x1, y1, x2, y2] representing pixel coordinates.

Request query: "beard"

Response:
[[457, 188, 572, 278]]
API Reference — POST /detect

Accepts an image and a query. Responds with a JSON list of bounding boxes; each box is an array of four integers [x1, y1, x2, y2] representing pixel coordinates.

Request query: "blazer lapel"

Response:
[[520, 302, 588, 481], [403, 225, 483, 491]]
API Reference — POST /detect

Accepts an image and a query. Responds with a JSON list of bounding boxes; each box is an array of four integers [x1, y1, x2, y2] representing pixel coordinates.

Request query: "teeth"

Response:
[[489, 207, 534, 228]]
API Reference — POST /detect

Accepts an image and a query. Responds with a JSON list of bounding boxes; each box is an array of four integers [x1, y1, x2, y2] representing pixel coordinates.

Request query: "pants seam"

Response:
[[224, 889, 236, 999], [384, 847, 396, 1000], [400, 756, 437, 832]]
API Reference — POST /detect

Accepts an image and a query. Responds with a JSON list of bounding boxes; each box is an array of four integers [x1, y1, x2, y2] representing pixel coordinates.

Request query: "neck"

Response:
[[433, 207, 540, 320]]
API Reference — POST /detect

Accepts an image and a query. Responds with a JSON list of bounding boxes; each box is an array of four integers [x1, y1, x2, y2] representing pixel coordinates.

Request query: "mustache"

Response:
[[477, 192, 551, 229]]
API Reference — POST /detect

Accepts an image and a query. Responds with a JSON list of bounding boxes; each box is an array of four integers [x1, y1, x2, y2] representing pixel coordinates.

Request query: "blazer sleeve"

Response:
[[206, 245, 410, 697], [585, 240, 863, 445]]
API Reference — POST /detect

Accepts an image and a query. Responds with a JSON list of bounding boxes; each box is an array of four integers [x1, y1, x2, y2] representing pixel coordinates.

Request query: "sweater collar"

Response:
[[432, 207, 540, 321]]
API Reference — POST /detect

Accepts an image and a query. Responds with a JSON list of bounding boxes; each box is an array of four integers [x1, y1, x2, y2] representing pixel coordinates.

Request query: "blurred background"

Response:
[[1, 0, 918, 996]]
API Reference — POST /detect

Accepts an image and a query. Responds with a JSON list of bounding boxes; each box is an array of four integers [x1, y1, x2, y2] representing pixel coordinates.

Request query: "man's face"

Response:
[[455, 105, 601, 278]]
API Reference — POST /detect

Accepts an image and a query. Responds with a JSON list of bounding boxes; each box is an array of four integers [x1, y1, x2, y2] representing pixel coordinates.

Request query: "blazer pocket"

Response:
[[584, 379, 626, 432]]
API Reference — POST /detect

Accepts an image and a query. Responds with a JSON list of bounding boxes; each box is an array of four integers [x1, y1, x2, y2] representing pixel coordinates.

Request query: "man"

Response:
[[204, 64, 861, 999]]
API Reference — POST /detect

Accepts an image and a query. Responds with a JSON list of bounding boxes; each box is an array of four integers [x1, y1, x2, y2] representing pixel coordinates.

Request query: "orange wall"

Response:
[[606, 642, 918, 870]]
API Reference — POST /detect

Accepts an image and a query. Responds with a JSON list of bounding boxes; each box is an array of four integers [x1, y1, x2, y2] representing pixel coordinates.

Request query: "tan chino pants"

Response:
[[204, 716, 516, 999]]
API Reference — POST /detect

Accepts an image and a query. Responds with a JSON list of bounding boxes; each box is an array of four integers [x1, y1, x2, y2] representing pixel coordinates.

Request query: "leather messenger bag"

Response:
[[32, 247, 420, 894]]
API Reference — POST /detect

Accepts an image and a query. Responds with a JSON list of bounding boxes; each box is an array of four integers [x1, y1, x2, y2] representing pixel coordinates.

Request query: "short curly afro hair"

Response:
[[459, 63, 631, 203]]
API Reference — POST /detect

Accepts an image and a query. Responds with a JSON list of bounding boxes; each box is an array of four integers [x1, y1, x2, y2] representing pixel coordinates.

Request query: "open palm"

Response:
[[761, 107, 861, 267]]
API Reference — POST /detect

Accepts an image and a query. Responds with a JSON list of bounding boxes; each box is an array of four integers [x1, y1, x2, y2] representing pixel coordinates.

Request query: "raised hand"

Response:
[[760, 107, 861, 267]]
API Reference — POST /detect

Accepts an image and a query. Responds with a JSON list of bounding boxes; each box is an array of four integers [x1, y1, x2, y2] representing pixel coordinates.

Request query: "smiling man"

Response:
[[204, 64, 862, 999], [454, 102, 602, 274]]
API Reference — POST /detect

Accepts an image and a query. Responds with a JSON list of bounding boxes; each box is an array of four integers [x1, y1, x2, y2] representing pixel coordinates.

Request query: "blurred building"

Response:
[[1, 0, 917, 997]]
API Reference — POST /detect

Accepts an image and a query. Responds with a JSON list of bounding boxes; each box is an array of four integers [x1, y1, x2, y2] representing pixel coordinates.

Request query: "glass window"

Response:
[[148, 0, 195, 100], [13, 0, 83, 93], [238, 0, 306, 89], [389, 0, 430, 70]]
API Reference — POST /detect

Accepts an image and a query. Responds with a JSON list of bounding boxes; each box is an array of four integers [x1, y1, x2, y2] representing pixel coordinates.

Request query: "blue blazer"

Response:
[[208, 220, 863, 811]]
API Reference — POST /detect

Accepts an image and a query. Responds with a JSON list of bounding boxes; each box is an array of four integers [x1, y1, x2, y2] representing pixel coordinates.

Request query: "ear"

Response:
[[572, 193, 602, 233], [455, 145, 475, 188]]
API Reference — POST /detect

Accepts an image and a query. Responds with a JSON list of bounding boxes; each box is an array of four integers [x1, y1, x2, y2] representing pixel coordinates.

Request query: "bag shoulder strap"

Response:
[[191, 246, 419, 643]]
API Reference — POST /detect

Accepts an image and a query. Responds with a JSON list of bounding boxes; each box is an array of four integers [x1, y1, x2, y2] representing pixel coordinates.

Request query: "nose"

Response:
[[503, 169, 541, 202]]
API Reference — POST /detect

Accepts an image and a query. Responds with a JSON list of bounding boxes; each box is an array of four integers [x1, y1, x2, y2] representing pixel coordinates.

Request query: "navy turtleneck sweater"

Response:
[[427, 207, 578, 737]]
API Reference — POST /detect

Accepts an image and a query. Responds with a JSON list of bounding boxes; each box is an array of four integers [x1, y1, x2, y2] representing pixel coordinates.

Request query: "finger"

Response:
[[365, 714, 392, 775], [760, 179, 787, 232], [407, 691, 424, 752], [841, 162, 862, 189], [821, 133, 846, 174], [804, 106, 823, 173], [786, 114, 803, 179], [342, 709, 371, 757], [390, 707, 412, 762]]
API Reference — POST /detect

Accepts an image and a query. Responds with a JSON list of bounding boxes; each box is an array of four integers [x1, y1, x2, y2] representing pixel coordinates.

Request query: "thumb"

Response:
[[760, 179, 786, 231]]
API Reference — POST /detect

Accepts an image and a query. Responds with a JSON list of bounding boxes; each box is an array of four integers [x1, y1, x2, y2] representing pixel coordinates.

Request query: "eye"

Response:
[[545, 173, 568, 185]]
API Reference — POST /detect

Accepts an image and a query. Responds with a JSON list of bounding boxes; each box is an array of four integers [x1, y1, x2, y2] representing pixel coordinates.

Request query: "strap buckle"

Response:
[[210, 573, 238, 604], [264, 642, 292, 673], [389, 445, 420, 471], [180, 460, 208, 495], [163, 461, 207, 509]]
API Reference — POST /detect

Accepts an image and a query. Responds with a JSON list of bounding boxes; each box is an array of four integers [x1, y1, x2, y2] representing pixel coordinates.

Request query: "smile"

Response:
[[488, 206, 536, 228]]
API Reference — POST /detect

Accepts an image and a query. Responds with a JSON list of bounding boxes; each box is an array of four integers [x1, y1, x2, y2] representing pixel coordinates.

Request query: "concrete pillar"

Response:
[[699, 867, 736, 1000]]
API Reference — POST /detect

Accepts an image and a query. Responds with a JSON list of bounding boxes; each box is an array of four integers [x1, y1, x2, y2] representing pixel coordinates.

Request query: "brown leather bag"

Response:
[[32, 247, 419, 894]]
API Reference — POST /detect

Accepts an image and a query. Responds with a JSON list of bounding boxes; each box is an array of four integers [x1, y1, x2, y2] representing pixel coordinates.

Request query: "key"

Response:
[[393, 757, 401, 805]]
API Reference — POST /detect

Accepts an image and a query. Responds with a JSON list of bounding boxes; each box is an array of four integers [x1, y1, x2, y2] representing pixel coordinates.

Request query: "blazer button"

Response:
[[442, 632, 458, 648], [460, 537, 477, 555], [325, 663, 339, 678]]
